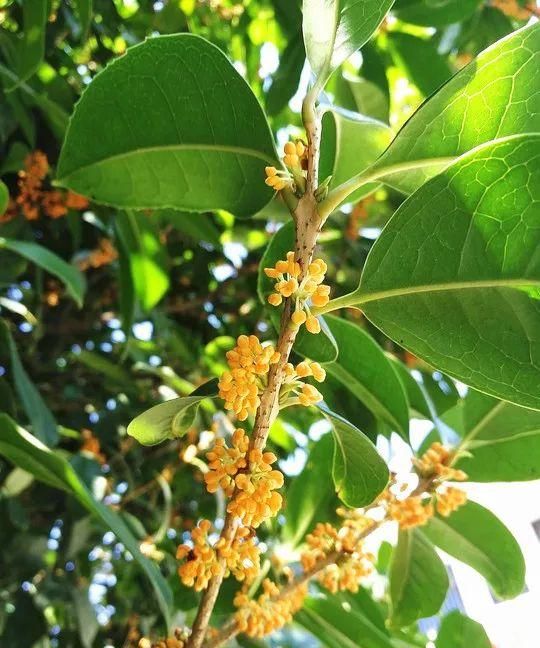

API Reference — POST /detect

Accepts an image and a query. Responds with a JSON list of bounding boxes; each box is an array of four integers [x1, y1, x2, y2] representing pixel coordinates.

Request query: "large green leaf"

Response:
[[0, 321, 58, 447], [443, 389, 540, 481], [128, 380, 218, 446], [423, 500, 525, 599], [435, 611, 491, 648], [0, 180, 8, 214], [319, 109, 392, 202], [282, 434, 337, 547], [0, 237, 86, 307], [329, 135, 540, 410], [323, 407, 389, 507], [302, 0, 395, 85], [257, 221, 338, 363], [324, 316, 410, 438], [115, 211, 169, 311], [393, 0, 482, 27], [57, 35, 277, 217], [298, 595, 396, 648], [389, 529, 448, 627], [7, 0, 47, 89], [374, 23, 540, 194], [0, 414, 172, 625]]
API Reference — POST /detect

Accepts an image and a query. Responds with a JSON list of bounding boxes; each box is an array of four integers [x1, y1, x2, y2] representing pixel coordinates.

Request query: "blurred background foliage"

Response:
[[0, 0, 535, 646]]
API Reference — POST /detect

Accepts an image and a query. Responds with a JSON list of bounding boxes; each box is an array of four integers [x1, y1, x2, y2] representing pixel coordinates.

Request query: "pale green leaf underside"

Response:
[[352, 134, 540, 411], [57, 34, 277, 217], [423, 501, 525, 599], [375, 22, 540, 193]]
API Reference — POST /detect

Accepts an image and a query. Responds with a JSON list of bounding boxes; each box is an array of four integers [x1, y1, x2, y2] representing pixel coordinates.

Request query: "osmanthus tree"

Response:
[[0, 0, 539, 647]]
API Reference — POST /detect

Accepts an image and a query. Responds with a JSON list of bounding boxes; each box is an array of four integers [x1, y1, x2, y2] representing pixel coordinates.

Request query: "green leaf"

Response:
[[375, 23, 540, 193], [73, 0, 92, 37], [389, 529, 448, 627], [443, 390, 540, 481], [319, 109, 392, 202], [298, 595, 396, 648], [7, 0, 47, 89], [323, 407, 388, 507], [115, 211, 169, 312], [340, 134, 540, 410], [266, 31, 305, 116], [435, 611, 491, 648], [57, 35, 277, 217], [0, 237, 86, 307], [388, 357, 431, 420], [0, 414, 173, 625], [282, 434, 337, 547], [302, 0, 395, 85], [423, 500, 525, 599], [328, 73, 389, 123], [387, 32, 452, 97], [393, 0, 482, 27], [73, 350, 133, 387], [0, 321, 58, 447], [158, 209, 221, 248], [0, 180, 8, 214], [324, 316, 410, 438], [257, 221, 338, 362], [128, 380, 218, 446]]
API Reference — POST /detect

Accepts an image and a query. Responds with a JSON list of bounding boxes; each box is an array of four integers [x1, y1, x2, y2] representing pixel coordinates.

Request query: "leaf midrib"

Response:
[[57, 143, 276, 182]]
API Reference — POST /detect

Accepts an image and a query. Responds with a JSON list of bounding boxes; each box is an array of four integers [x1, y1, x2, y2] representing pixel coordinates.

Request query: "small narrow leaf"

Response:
[[57, 35, 277, 216], [389, 529, 449, 627], [0, 237, 86, 306], [423, 500, 525, 599], [8, 0, 47, 89], [0, 180, 8, 214]]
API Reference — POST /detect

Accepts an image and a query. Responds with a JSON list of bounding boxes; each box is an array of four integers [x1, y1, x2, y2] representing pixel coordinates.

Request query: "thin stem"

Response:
[[185, 81, 324, 648]]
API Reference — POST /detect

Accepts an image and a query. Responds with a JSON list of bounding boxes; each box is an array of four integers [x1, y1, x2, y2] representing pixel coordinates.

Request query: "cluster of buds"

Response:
[[234, 579, 308, 638], [414, 441, 467, 482], [1, 151, 88, 222], [204, 429, 284, 528], [388, 494, 434, 530], [492, 0, 534, 19], [138, 627, 189, 648], [435, 486, 468, 517], [264, 140, 307, 193], [176, 519, 260, 591], [280, 359, 325, 408], [76, 238, 118, 272], [264, 252, 330, 334], [301, 519, 374, 594], [218, 335, 280, 420]]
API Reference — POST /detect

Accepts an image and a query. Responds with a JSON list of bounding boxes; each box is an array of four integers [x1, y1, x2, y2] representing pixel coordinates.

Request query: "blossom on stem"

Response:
[[414, 441, 467, 482]]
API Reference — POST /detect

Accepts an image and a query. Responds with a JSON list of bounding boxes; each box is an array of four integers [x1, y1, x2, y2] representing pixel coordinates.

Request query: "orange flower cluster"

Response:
[[76, 238, 118, 271], [388, 494, 434, 530], [234, 579, 308, 638], [264, 141, 307, 192], [204, 428, 249, 496], [227, 447, 284, 528], [218, 335, 280, 420], [176, 519, 260, 591], [264, 253, 330, 334], [414, 441, 467, 482], [435, 486, 467, 517], [492, 0, 534, 19], [1, 151, 88, 222], [280, 359, 325, 408], [301, 520, 374, 594], [138, 628, 189, 648]]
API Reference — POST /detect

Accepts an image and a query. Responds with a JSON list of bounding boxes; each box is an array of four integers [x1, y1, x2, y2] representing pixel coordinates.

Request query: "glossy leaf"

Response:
[[375, 23, 540, 193], [319, 108, 392, 201], [323, 407, 389, 507], [57, 35, 277, 216], [324, 316, 410, 438], [435, 611, 491, 648], [443, 389, 540, 481], [393, 0, 481, 27], [423, 500, 525, 599], [346, 135, 540, 411], [282, 434, 337, 547], [128, 380, 218, 446], [298, 595, 395, 648], [115, 211, 169, 312], [0, 415, 172, 624], [0, 322, 58, 447], [302, 0, 395, 84], [389, 529, 448, 627], [0, 237, 86, 306], [257, 220, 338, 362]]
